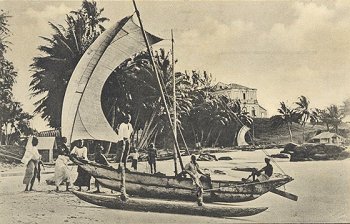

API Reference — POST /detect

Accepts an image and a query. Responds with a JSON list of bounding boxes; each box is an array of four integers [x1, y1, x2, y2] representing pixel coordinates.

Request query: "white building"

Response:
[[211, 82, 267, 118]]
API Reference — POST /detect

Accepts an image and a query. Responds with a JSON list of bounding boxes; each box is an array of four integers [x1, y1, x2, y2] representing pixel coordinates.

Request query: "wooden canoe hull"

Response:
[[72, 191, 268, 218], [71, 157, 293, 203]]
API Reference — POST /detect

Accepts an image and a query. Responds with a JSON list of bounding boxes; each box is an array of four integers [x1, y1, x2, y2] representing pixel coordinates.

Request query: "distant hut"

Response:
[[309, 132, 345, 145], [37, 130, 61, 163], [36, 137, 57, 163]]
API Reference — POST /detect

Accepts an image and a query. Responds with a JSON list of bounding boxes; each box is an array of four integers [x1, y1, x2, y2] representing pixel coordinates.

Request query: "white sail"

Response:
[[237, 125, 250, 146], [61, 16, 162, 144]]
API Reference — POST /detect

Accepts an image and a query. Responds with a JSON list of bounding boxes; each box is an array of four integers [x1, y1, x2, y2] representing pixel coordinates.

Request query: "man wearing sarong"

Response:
[[71, 139, 91, 191], [54, 137, 70, 192], [21, 136, 41, 191], [93, 144, 109, 193]]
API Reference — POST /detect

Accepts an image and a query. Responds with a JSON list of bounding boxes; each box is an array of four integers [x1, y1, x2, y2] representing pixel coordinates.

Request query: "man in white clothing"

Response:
[[118, 114, 133, 168]]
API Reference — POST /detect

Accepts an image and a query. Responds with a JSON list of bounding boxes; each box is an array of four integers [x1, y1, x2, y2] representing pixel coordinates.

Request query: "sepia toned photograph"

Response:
[[0, 0, 349, 223]]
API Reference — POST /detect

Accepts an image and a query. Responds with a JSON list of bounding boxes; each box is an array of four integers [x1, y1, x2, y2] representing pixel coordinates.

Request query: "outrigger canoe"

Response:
[[72, 191, 269, 218], [71, 156, 293, 203]]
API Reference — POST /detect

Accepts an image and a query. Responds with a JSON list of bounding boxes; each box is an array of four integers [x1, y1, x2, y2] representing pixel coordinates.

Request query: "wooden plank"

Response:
[[72, 191, 268, 217]]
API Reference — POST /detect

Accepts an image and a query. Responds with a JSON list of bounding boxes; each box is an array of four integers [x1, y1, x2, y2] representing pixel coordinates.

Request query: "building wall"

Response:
[[211, 87, 267, 118]]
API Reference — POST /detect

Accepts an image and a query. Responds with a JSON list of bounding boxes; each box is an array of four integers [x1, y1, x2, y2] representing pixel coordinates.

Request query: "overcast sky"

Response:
[[2, 0, 350, 131]]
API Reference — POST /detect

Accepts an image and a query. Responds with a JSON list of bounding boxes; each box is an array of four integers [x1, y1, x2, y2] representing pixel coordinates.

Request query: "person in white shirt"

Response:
[[21, 136, 41, 191], [71, 139, 91, 191], [118, 114, 133, 169], [129, 148, 139, 171]]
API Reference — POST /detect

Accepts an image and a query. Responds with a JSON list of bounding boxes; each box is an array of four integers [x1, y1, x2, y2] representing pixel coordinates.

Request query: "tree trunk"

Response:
[[205, 128, 213, 146], [214, 129, 222, 147], [288, 123, 293, 142], [0, 121, 2, 146]]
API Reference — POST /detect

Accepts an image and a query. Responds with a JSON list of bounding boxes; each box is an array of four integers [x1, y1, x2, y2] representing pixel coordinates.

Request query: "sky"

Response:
[[1, 0, 350, 131]]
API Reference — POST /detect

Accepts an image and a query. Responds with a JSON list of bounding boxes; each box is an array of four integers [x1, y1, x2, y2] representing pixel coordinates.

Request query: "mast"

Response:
[[132, 0, 184, 172], [172, 29, 178, 175]]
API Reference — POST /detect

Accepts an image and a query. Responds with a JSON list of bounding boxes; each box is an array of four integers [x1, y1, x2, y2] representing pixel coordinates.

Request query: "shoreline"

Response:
[[0, 149, 349, 223]]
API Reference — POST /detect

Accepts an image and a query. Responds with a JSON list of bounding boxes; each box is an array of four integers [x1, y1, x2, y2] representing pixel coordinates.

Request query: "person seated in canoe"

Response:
[[147, 143, 157, 174], [93, 144, 109, 193], [243, 157, 273, 182], [184, 155, 210, 206]]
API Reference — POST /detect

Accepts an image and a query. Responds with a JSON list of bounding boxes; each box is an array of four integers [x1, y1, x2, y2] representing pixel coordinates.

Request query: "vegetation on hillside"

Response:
[[0, 11, 34, 145]]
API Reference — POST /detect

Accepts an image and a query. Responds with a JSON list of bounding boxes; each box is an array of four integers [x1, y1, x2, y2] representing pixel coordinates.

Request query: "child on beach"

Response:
[[147, 143, 157, 174]]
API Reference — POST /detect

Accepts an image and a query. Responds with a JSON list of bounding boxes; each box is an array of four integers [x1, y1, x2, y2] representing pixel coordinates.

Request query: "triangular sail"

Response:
[[237, 125, 250, 146], [61, 16, 162, 145]]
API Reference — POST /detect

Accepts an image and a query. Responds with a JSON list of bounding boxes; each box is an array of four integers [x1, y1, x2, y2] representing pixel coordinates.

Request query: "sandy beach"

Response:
[[1, 149, 349, 223]]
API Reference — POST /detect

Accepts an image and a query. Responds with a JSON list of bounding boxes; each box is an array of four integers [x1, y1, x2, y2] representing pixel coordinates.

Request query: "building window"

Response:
[[252, 108, 256, 117], [243, 93, 246, 100]]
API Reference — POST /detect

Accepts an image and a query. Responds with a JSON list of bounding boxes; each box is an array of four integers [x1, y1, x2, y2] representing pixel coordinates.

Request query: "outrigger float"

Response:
[[72, 191, 268, 218], [62, 0, 296, 217]]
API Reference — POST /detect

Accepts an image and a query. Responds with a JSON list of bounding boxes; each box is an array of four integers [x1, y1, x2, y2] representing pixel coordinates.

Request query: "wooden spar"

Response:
[[172, 29, 178, 175], [72, 191, 269, 217], [132, 0, 184, 172], [270, 188, 298, 201]]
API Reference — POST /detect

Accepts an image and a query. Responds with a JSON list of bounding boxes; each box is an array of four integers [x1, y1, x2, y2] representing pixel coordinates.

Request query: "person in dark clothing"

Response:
[[93, 144, 109, 193], [147, 143, 157, 174], [71, 140, 91, 191]]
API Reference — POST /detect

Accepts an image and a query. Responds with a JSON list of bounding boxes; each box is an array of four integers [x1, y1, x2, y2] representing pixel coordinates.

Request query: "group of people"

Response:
[[20, 114, 155, 192]]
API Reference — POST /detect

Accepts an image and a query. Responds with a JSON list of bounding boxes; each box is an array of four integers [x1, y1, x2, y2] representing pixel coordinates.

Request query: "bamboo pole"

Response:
[[172, 29, 178, 175], [132, 0, 184, 172]]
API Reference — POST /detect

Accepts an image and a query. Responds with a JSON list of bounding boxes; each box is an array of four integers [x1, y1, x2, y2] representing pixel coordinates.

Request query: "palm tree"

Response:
[[30, 1, 109, 128], [71, 0, 109, 39], [325, 105, 343, 134], [271, 102, 301, 142], [295, 95, 318, 142]]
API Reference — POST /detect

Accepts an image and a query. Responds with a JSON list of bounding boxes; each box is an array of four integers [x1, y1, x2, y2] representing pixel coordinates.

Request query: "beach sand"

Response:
[[0, 149, 349, 223]]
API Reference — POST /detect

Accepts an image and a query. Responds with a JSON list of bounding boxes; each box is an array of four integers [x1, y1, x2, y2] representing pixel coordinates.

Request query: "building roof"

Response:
[[38, 129, 61, 137], [36, 137, 57, 150], [259, 105, 267, 112], [212, 82, 255, 91], [311, 132, 344, 140]]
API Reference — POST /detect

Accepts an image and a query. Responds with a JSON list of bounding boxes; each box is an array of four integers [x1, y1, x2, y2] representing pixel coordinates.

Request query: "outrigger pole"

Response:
[[132, 0, 185, 173]]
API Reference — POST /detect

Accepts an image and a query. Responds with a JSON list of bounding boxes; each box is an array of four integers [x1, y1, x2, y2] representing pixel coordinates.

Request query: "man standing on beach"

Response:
[[118, 114, 133, 169]]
